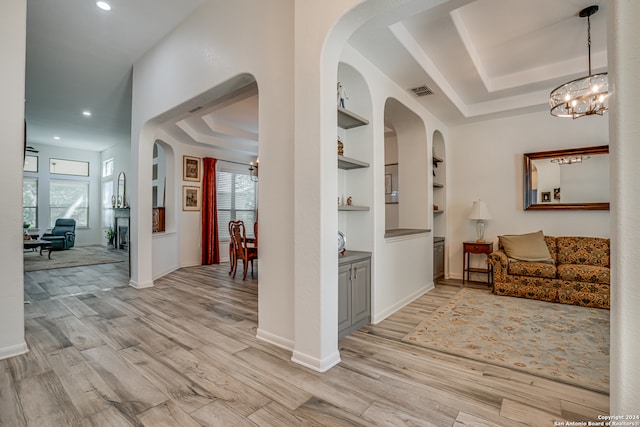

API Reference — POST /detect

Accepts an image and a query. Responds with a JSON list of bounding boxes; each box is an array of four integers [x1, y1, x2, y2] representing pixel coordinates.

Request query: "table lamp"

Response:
[[468, 199, 492, 243]]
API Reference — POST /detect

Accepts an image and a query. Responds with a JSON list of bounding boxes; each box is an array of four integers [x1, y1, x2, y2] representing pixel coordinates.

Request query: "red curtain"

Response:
[[201, 157, 220, 264]]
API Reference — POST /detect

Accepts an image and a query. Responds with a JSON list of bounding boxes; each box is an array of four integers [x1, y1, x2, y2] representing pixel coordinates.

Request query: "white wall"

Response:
[[292, 0, 457, 372], [0, 0, 27, 360], [448, 110, 610, 279], [608, 0, 640, 413], [131, 0, 295, 349], [338, 44, 447, 324]]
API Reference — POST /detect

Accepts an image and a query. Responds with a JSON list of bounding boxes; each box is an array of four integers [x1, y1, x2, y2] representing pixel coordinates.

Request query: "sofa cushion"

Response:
[[508, 261, 557, 279], [544, 235, 558, 264], [556, 237, 610, 267], [494, 275, 560, 303], [557, 264, 610, 285], [498, 230, 554, 263], [557, 283, 610, 309]]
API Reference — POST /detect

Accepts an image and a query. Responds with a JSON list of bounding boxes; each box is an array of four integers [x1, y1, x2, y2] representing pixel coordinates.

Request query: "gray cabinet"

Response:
[[434, 237, 444, 280], [338, 251, 371, 339]]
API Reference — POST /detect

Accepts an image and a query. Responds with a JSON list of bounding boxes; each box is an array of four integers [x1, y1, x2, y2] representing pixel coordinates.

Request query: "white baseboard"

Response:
[[256, 328, 294, 352], [372, 282, 434, 324], [153, 265, 179, 281], [129, 279, 154, 289], [0, 342, 28, 361], [291, 349, 341, 372]]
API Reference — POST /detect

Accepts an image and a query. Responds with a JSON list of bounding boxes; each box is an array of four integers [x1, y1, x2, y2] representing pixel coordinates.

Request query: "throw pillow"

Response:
[[499, 230, 554, 263]]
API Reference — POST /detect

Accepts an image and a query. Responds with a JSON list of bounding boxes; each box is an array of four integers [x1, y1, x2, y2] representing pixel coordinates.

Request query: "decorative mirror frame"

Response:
[[524, 145, 609, 211], [117, 172, 127, 208]]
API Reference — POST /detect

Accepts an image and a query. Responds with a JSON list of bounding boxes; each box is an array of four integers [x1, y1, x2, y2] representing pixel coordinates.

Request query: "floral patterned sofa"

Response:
[[488, 235, 610, 309]]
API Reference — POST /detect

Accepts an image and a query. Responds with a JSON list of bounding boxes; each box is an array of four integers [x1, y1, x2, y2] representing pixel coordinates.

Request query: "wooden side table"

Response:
[[462, 241, 494, 284]]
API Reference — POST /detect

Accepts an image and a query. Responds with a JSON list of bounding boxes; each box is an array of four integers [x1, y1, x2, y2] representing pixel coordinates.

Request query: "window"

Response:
[[103, 158, 114, 177], [103, 180, 114, 228], [50, 158, 89, 176], [23, 177, 38, 227], [50, 180, 89, 227], [217, 169, 257, 241], [24, 155, 38, 172]]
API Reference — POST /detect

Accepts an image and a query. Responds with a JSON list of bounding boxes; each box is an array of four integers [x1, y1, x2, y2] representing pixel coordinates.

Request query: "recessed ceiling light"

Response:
[[82, 110, 92, 117], [53, 136, 60, 140], [96, 1, 111, 11]]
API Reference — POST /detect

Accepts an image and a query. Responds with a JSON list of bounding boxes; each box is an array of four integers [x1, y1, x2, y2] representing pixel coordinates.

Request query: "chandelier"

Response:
[[550, 155, 590, 165], [549, 5, 608, 119]]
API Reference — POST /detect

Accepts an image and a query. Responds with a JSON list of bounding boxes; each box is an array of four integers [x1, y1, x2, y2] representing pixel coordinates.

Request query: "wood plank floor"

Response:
[[2, 256, 609, 426]]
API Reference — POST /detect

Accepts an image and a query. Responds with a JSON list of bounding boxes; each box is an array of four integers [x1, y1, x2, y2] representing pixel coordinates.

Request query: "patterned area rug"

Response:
[[24, 245, 126, 272], [403, 288, 609, 393]]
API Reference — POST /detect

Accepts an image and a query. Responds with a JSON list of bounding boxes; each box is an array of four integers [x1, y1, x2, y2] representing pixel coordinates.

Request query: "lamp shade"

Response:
[[468, 200, 492, 220]]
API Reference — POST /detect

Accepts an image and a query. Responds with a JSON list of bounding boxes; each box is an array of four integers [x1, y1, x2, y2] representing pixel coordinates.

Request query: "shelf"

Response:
[[433, 182, 444, 188], [338, 108, 369, 129], [338, 155, 369, 170], [433, 154, 444, 163], [433, 210, 444, 214], [339, 205, 370, 211], [384, 228, 430, 238], [339, 250, 372, 265]]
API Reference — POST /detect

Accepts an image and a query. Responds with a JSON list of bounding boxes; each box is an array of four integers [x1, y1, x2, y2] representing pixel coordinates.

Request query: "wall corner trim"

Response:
[[129, 280, 154, 289], [291, 350, 341, 373]]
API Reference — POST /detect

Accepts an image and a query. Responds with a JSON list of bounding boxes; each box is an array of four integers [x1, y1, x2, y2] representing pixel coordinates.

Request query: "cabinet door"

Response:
[[338, 263, 352, 334], [434, 242, 444, 280], [350, 259, 371, 327]]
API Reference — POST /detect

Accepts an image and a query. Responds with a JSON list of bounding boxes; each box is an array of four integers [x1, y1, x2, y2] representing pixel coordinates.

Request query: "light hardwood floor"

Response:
[[2, 256, 608, 426]]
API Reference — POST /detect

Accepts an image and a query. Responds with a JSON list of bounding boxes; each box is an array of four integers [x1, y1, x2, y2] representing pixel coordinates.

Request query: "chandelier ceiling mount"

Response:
[[549, 5, 608, 119]]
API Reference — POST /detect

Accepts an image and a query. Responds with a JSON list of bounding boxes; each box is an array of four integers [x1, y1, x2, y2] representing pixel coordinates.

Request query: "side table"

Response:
[[23, 239, 53, 259], [462, 241, 493, 285]]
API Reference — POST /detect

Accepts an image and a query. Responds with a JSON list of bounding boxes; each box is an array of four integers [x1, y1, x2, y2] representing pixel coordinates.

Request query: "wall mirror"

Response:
[[524, 145, 609, 210], [117, 172, 126, 208]]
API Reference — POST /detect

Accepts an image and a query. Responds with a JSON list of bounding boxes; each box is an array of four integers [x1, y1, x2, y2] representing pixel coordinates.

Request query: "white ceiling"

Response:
[[25, 0, 607, 153], [25, 0, 205, 151]]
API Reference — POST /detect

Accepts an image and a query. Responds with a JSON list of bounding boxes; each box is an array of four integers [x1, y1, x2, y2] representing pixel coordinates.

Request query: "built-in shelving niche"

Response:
[[432, 130, 447, 280], [337, 62, 373, 255]]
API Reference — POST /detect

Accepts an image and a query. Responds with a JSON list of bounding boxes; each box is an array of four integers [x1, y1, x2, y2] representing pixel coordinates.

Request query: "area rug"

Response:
[[24, 245, 125, 272], [402, 288, 609, 393]]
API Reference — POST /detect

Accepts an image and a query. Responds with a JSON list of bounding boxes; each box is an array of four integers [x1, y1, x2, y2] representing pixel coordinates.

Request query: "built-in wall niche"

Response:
[[152, 141, 168, 233], [152, 142, 166, 209], [383, 98, 429, 235], [432, 130, 446, 281], [337, 62, 373, 252], [432, 130, 446, 237], [384, 126, 399, 231]]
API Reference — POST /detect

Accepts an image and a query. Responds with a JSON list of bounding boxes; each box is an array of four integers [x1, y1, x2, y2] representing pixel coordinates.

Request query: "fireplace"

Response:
[[118, 226, 129, 250], [113, 208, 130, 251]]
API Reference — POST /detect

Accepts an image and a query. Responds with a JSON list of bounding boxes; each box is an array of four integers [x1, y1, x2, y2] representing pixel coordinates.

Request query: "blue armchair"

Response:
[[41, 218, 76, 250]]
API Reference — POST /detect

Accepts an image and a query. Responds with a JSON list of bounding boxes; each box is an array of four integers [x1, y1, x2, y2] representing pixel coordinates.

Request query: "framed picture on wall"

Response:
[[183, 156, 200, 182], [542, 191, 551, 203], [182, 186, 201, 211]]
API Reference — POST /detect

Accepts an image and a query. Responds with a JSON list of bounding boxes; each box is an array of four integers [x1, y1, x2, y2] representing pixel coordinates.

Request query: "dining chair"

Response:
[[253, 222, 258, 248], [229, 220, 258, 280], [228, 220, 236, 275]]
